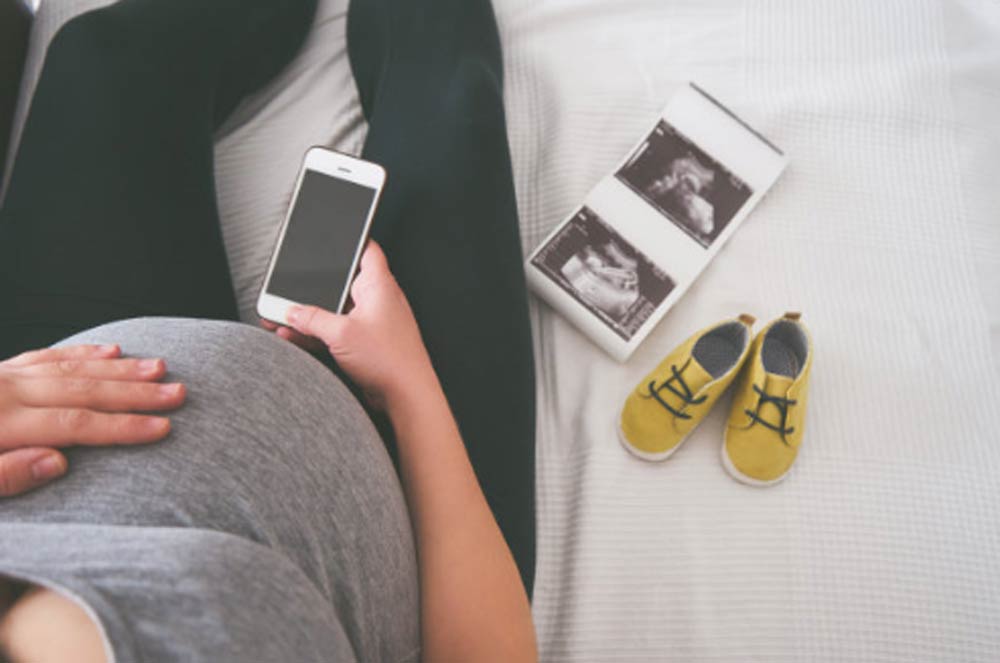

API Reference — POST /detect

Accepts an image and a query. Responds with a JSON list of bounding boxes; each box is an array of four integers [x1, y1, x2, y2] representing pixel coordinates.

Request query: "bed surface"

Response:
[[8, 1, 1000, 660]]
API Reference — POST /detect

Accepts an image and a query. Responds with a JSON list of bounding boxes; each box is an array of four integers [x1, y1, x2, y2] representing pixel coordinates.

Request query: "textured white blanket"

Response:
[[8, 1, 1000, 660], [500, 2, 1000, 660]]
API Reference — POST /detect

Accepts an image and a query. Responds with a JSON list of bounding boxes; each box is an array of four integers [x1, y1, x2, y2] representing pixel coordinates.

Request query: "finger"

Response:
[[285, 305, 351, 346], [354, 241, 400, 295], [262, 317, 324, 351], [275, 326, 325, 352], [2, 344, 120, 368], [13, 379, 186, 412], [350, 261, 389, 299], [11, 358, 167, 382], [359, 240, 389, 274], [2, 408, 172, 448], [0, 448, 68, 498]]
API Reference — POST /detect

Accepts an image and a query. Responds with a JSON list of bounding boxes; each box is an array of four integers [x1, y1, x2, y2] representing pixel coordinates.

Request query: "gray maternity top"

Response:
[[0, 319, 420, 663]]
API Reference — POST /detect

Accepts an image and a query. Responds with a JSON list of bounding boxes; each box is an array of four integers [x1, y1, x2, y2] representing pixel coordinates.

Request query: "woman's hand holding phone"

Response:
[[0, 345, 186, 497], [263, 241, 438, 412], [265, 241, 538, 661]]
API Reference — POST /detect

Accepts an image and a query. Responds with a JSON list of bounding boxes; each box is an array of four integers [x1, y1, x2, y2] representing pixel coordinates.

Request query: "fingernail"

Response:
[[147, 417, 171, 434], [286, 307, 301, 325], [99, 344, 118, 353], [139, 359, 163, 374], [31, 454, 66, 481], [158, 383, 183, 397]]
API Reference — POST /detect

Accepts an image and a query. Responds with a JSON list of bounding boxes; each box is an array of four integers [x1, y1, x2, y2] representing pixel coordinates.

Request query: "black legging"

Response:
[[0, 0, 536, 596]]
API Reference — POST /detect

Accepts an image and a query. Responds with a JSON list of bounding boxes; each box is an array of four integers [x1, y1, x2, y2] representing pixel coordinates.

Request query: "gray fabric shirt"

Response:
[[0, 318, 421, 663]]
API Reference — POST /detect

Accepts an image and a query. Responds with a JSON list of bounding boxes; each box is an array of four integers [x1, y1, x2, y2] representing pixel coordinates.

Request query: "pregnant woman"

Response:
[[0, 0, 537, 661]]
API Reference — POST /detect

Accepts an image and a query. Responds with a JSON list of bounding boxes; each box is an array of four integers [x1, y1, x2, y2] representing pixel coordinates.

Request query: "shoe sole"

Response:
[[719, 441, 792, 487], [616, 404, 695, 462]]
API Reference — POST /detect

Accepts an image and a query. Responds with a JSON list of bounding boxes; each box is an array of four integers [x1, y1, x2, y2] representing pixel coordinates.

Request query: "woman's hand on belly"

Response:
[[0, 344, 186, 497]]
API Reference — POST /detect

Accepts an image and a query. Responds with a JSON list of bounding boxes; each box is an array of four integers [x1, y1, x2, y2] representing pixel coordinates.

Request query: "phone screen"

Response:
[[268, 170, 377, 311]]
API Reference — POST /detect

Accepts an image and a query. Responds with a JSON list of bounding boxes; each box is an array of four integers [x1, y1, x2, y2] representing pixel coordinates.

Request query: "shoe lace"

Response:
[[744, 384, 797, 445], [640, 358, 707, 420]]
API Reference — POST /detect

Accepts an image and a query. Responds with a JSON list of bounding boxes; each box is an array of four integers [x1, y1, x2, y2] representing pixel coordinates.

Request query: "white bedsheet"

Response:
[[8, 1, 1000, 661], [501, 2, 1000, 660]]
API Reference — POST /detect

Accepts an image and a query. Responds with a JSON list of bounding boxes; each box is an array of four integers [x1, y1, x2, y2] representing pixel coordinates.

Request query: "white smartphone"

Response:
[[257, 147, 386, 326]]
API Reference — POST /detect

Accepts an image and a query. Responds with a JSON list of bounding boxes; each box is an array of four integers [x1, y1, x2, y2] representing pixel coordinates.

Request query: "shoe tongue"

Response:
[[654, 356, 714, 417], [752, 373, 796, 435], [682, 356, 715, 394], [762, 373, 795, 397]]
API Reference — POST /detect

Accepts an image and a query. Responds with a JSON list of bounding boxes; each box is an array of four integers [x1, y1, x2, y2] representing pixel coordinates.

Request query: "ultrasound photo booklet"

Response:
[[526, 82, 788, 362]]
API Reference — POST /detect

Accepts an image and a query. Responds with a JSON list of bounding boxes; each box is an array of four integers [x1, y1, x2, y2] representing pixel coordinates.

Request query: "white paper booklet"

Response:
[[525, 83, 788, 362]]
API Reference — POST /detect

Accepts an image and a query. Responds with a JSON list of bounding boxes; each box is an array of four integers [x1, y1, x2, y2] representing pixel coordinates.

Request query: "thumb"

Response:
[[0, 449, 67, 498], [286, 305, 351, 347]]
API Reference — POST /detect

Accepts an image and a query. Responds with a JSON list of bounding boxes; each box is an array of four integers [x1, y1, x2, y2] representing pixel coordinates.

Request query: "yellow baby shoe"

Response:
[[619, 315, 756, 461], [723, 312, 813, 486]]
